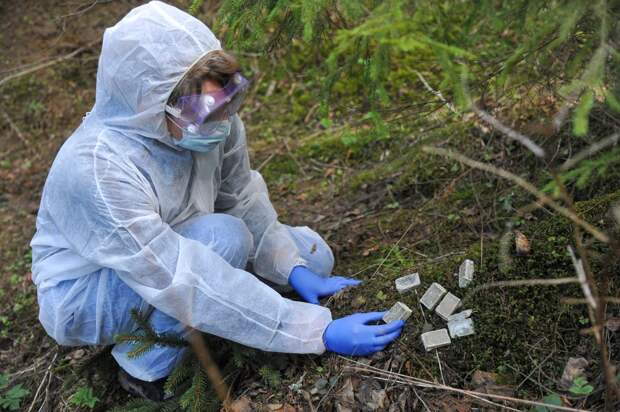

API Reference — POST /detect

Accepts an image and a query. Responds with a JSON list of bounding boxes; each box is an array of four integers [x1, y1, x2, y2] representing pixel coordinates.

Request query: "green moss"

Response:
[[324, 190, 619, 393], [259, 155, 300, 184]]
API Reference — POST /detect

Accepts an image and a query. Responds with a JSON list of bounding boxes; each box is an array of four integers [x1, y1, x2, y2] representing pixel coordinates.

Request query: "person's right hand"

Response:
[[323, 312, 404, 356]]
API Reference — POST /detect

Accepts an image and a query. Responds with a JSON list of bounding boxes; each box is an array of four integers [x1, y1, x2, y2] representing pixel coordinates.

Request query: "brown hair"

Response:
[[168, 49, 240, 105]]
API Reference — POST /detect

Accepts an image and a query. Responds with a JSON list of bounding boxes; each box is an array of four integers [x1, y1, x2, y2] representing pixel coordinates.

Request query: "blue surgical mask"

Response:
[[175, 120, 232, 152]]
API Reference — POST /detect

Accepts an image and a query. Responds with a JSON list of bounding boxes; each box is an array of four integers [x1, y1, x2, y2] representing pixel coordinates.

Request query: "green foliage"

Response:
[[0, 376, 29, 411], [258, 366, 282, 389], [533, 393, 563, 412], [0, 383, 29, 411], [189, 0, 205, 16], [69, 387, 100, 409], [0, 317, 8, 339], [569, 376, 594, 395], [214, 0, 617, 136], [113, 310, 226, 412], [573, 90, 594, 136], [542, 146, 620, 195], [178, 366, 219, 412], [114, 309, 186, 359], [164, 355, 194, 395]]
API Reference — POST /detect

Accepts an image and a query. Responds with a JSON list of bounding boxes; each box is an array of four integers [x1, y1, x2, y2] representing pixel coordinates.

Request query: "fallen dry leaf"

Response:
[[265, 403, 297, 412], [471, 370, 498, 386], [560, 357, 588, 390], [335, 377, 355, 412], [514, 230, 531, 255], [229, 396, 252, 412]]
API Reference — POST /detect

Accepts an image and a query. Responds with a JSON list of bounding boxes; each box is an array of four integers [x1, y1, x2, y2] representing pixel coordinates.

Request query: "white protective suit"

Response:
[[30, 1, 334, 354]]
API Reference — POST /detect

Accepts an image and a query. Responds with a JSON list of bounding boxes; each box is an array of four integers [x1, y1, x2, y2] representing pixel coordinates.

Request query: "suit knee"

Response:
[[174, 214, 253, 268]]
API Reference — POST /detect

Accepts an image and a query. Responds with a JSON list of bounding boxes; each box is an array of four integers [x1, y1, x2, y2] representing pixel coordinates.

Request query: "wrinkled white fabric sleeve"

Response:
[[215, 116, 307, 285], [43, 141, 331, 354]]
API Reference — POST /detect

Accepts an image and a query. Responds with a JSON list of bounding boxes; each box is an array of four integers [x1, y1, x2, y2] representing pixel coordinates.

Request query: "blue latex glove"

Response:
[[289, 265, 361, 304], [323, 312, 404, 356]]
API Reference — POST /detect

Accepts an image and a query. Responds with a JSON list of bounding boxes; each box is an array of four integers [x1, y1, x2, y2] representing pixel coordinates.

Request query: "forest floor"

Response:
[[0, 1, 618, 411]]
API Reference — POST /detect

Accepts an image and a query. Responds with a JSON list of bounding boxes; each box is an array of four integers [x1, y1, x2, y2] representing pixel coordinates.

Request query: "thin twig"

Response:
[[567, 246, 597, 309], [516, 351, 556, 391], [341, 359, 588, 412], [0, 40, 99, 88], [473, 106, 546, 158], [1, 109, 30, 146], [411, 387, 432, 412], [504, 362, 555, 395], [256, 152, 275, 172], [282, 138, 307, 174], [316, 371, 342, 411], [561, 297, 620, 305], [559, 132, 620, 171], [422, 146, 610, 243], [369, 219, 416, 279], [552, 167, 618, 410], [429, 251, 465, 262], [26, 351, 58, 412], [473, 277, 579, 291], [56, 0, 113, 19], [346, 364, 577, 412], [415, 70, 460, 115], [435, 350, 445, 386]]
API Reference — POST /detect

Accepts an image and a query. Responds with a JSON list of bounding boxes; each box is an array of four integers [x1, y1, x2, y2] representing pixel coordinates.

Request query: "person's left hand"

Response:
[[288, 265, 361, 304]]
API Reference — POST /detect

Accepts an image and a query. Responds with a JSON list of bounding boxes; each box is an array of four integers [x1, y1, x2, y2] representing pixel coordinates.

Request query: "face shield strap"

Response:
[[165, 104, 182, 118]]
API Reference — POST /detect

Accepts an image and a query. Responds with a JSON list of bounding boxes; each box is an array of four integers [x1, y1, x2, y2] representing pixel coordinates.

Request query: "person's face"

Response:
[[167, 78, 223, 140]]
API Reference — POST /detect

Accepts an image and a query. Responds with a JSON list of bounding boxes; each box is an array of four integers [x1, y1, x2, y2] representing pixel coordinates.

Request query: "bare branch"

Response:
[[559, 132, 619, 171], [0, 109, 30, 146], [340, 357, 590, 412], [567, 246, 598, 309], [422, 146, 610, 243], [473, 277, 579, 292], [562, 297, 620, 305], [473, 106, 546, 158], [415, 70, 460, 115], [26, 350, 58, 412], [0, 40, 99, 89]]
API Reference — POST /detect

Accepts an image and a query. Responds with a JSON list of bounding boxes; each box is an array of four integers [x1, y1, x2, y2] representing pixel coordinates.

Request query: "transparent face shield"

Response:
[[165, 72, 250, 134]]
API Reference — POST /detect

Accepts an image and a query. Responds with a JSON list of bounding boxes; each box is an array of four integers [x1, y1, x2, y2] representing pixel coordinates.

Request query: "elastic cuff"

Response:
[[321, 325, 331, 353], [288, 263, 307, 281]]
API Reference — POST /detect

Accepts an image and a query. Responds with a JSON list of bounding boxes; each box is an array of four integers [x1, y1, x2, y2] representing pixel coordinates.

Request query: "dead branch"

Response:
[[561, 297, 620, 305], [0, 109, 30, 146], [0, 40, 99, 89], [567, 246, 598, 309], [559, 132, 619, 171], [473, 106, 546, 158], [415, 70, 460, 116], [551, 169, 618, 410], [473, 277, 579, 291], [340, 357, 589, 412], [26, 350, 58, 412], [422, 146, 610, 243]]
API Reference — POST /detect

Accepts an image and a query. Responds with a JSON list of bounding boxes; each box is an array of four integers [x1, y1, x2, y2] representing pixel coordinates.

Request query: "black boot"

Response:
[[117, 368, 172, 401]]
